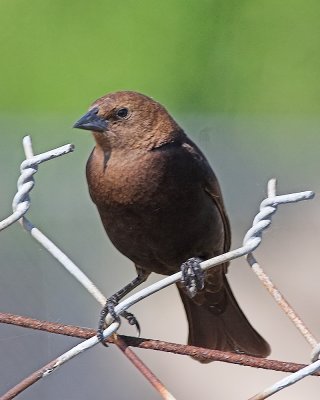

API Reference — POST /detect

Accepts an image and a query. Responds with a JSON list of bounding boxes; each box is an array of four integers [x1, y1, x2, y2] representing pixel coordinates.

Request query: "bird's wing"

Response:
[[204, 183, 231, 255], [182, 138, 231, 255]]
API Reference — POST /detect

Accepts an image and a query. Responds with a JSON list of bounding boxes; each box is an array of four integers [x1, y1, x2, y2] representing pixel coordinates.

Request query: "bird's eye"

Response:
[[116, 108, 129, 118]]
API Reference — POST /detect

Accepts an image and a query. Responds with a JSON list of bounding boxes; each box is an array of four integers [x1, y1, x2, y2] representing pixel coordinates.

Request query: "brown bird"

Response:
[[74, 91, 270, 361]]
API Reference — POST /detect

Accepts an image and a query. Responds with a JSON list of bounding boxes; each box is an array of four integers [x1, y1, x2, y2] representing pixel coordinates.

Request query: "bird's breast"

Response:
[[88, 147, 193, 206], [86, 146, 224, 273]]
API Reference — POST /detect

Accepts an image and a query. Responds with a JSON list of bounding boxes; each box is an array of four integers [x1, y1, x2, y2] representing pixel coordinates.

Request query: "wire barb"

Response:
[[0, 135, 74, 231], [246, 179, 319, 399], [0, 135, 175, 400], [0, 137, 317, 400], [109, 183, 314, 327]]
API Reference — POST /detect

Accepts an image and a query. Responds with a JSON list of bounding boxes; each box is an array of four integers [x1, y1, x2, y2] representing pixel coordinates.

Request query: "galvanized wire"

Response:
[[0, 137, 74, 231], [17, 136, 107, 306], [1, 135, 175, 400], [0, 135, 318, 400], [107, 185, 314, 326]]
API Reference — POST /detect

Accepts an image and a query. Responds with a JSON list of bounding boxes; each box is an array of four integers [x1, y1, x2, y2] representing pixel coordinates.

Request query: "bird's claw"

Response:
[[97, 296, 141, 345], [97, 298, 118, 346], [122, 311, 141, 336], [180, 257, 204, 298]]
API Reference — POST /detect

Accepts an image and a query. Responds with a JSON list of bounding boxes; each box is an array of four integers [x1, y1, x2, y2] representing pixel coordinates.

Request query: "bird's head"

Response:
[[73, 91, 183, 150]]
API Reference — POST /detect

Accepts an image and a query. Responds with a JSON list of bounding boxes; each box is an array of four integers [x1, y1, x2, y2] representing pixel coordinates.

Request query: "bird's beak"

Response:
[[73, 107, 108, 132]]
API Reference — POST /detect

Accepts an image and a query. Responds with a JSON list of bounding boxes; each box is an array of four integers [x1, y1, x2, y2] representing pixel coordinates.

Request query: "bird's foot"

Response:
[[97, 296, 140, 345], [180, 257, 204, 298], [97, 299, 116, 346], [122, 311, 141, 336]]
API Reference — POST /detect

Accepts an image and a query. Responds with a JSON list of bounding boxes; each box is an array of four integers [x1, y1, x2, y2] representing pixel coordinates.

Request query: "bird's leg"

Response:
[[97, 267, 150, 344], [180, 257, 205, 298]]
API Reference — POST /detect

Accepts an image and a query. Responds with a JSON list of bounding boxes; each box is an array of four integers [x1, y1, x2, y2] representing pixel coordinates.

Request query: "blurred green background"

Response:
[[1, 1, 320, 399], [1, 0, 320, 115]]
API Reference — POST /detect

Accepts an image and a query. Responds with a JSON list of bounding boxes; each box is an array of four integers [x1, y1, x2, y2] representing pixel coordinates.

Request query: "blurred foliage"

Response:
[[0, 0, 319, 115]]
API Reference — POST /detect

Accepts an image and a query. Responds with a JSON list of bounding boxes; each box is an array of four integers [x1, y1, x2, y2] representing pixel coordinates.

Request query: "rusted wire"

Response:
[[0, 311, 175, 400], [0, 137, 174, 400], [1, 312, 319, 377], [245, 179, 318, 349], [113, 335, 176, 400], [0, 357, 69, 400], [0, 136, 318, 399]]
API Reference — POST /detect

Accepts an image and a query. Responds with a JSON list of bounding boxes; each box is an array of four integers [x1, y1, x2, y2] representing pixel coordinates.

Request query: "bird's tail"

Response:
[[177, 276, 270, 363]]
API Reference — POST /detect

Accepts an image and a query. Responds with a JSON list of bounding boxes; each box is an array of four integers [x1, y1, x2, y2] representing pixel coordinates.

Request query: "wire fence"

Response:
[[0, 136, 318, 400]]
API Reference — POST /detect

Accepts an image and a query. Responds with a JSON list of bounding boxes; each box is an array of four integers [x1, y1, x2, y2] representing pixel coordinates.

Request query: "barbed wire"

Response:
[[0, 136, 318, 400], [0, 137, 74, 231], [1, 135, 172, 400]]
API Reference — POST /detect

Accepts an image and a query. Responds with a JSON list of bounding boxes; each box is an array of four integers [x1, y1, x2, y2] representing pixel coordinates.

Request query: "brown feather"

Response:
[[77, 91, 270, 360]]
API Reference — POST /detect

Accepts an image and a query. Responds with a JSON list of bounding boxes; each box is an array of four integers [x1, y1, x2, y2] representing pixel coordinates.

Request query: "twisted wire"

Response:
[[243, 191, 314, 251], [0, 136, 318, 400], [0, 136, 74, 231]]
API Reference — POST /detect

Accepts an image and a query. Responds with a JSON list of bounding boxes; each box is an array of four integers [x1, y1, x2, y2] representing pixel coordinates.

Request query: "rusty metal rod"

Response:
[[0, 312, 319, 376]]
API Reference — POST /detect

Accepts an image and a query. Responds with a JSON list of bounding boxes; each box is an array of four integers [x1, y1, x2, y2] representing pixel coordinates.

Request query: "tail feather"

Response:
[[177, 276, 270, 363]]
